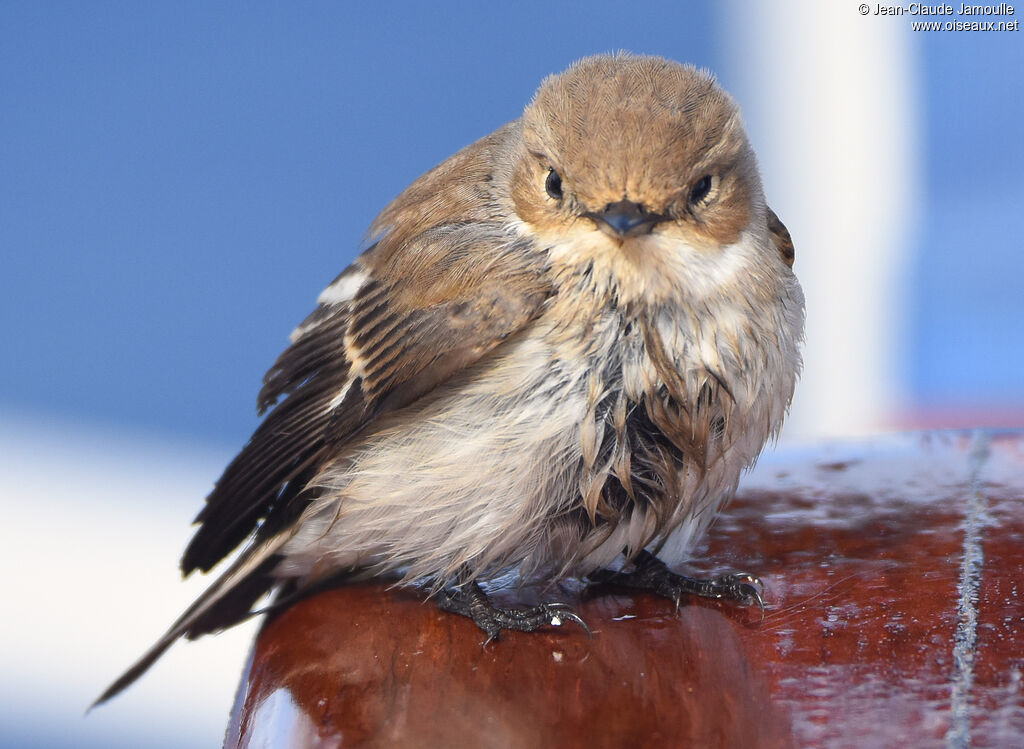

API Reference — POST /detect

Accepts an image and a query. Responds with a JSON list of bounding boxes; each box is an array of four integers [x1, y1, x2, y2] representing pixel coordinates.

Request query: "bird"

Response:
[[95, 52, 804, 706]]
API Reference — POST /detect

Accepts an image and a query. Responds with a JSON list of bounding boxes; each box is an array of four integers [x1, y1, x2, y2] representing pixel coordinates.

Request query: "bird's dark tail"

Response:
[[90, 536, 286, 710]]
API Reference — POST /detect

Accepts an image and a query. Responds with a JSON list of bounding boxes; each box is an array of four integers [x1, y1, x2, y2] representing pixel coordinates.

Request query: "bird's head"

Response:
[[509, 53, 774, 304]]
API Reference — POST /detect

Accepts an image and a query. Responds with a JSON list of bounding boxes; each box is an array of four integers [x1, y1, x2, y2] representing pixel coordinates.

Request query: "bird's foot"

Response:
[[437, 581, 590, 644], [590, 550, 765, 610]]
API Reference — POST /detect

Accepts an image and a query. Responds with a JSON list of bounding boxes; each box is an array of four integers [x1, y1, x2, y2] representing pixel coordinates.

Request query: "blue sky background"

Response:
[[2, 3, 1022, 448], [911, 27, 1024, 409]]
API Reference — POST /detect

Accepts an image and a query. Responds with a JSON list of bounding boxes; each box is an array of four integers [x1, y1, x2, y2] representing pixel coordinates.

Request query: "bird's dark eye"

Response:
[[689, 174, 714, 206], [545, 168, 563, 200]]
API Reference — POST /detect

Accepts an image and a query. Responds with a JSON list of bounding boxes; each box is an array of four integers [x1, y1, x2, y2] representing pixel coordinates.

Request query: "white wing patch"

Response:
[[318, 269, 367, 305], [289, 268, 368, 344]]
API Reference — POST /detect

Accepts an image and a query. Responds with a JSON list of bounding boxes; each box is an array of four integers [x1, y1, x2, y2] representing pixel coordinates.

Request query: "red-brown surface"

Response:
[[225, 431, 1023, 748]]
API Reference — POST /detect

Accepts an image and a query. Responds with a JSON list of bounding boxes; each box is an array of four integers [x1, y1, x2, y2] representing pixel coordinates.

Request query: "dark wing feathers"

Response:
[[257, 302, 351, 413], [181, 222, 551, 577], [182, 359, 349, 574]]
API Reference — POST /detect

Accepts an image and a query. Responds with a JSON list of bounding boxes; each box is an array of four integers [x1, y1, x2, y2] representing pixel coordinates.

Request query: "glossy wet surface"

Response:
[[226, 431, 1023, 748]]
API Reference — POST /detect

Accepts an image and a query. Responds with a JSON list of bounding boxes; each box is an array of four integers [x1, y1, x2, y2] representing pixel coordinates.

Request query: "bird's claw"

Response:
[[590, 551, 767, 614], [438, 583, 590, 643], [702, 572, 765, 608], [545, 603, 592, 638]]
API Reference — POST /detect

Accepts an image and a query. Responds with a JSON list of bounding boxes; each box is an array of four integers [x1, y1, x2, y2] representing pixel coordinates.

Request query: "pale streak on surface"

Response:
[[945, 429, 991, 749]]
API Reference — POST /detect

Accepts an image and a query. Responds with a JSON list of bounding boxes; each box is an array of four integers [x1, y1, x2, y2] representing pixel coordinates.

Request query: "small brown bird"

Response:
[[96, 52, 803, 705]]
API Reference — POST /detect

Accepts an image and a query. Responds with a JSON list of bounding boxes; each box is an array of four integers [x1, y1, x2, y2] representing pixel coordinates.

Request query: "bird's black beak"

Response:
[[586, 200, 667, 238]]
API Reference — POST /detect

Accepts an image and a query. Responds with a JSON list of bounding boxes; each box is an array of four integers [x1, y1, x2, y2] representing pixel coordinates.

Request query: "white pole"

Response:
[[719, 1, 921, 439]]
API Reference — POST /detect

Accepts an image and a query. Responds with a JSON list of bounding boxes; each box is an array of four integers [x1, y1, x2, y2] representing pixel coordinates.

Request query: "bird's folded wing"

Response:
[[181, 219, 551, 576]]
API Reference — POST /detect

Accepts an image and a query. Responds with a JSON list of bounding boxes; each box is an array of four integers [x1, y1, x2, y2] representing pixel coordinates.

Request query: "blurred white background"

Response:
[[0, 414, 257, 747], [1, 2, 1021, 746]]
